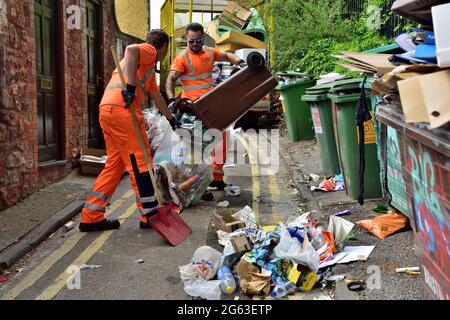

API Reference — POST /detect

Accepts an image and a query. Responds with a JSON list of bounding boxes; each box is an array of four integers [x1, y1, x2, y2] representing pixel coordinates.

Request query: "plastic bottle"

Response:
[[217, 266, 236, 294], [271, 281, 297, 299]]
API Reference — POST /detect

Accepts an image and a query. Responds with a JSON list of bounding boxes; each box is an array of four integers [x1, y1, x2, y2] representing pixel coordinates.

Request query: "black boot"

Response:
[[139, 209, 159, 229], [139, 220, 153, 229], [79, 219, 120, 232], [201, 191, 214, 201], [209, 180, 227, 190]]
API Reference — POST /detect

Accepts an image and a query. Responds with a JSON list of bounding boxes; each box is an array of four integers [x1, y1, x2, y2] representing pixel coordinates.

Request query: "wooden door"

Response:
[[35, 0, 61, 163], [86, 0, 104, 148]]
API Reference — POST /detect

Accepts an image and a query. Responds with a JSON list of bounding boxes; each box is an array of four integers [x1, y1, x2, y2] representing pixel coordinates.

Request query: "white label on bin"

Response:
[[311, 107, 323, 134]]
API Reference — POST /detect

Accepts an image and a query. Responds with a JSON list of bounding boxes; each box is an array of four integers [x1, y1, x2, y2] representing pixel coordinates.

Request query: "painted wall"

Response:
[[403, 136, 450, 300]]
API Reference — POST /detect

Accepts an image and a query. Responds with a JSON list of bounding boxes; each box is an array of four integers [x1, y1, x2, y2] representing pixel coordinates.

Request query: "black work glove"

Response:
[[167, 98, 179, 113], [237, 59, 246, 68], [168, 115, 177, 131], [121, 84, 136, 108]]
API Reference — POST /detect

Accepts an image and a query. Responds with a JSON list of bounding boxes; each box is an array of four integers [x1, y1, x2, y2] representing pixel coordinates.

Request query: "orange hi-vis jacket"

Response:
[[170, 46, 221, 101], [81, 43, 161, 225], [171, 46, 227, 182], [101, 44, 159, 110]]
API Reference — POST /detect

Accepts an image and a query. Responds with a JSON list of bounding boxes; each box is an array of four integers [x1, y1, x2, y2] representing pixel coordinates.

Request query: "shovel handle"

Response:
[[111, 47, 127, 89], [110, 46, 165, 206]]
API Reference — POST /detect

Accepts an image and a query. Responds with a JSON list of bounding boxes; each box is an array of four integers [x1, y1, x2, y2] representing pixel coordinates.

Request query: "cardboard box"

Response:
[[174, 26, 187, 40], [212, 209, 246, 233], [79, 148, 107, 176], [231, 234, 252, 252], [218, 2, 252, 29], [398, 69, 450, 128]]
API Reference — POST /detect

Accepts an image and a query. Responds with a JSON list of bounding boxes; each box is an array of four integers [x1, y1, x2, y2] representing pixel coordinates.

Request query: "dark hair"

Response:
[[146, 29, 169, 49], [186, 23, 204, 35]]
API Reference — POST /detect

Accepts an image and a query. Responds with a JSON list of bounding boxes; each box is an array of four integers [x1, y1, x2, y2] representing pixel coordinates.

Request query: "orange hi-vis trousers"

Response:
[[81, 105, 158, 224], [212, 131, 227, 182]]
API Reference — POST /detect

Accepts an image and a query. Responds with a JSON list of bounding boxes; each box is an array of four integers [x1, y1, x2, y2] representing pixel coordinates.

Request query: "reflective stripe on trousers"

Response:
[[80, 105, 158, 224]]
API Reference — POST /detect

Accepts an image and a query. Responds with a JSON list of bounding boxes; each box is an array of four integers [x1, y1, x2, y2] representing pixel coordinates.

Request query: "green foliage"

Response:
[[262, 0, 394, 78]]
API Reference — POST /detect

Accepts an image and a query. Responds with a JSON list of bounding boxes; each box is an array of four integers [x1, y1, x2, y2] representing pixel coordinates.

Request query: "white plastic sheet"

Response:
[[319, 246, 376, 269], [184, 278, 222, 300], [274, 224, 320, 273], [286, 212, 312, 228], [179, 246, 223, 281], [328, 215, 355, 246], [233, 206, 258, 229]]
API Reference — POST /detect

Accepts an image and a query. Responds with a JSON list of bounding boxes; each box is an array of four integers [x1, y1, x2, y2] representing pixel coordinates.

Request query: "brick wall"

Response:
[[0, 0, 137, 211], [0, 1, 38, 210], [65, 0, 86, 169]]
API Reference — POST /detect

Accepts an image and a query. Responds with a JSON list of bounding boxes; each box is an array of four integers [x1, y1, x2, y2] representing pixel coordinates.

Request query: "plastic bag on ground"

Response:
[[316, 230, 335, 262], [274, 224, 320, 273], [179, 246, 223, 281], [223, 242, 235, 256], [356, 213, 410, 239], [286, 212, 312, 228], [184, 278, 222, 300], [311, 178, 345, 192], [225, 185, 241, 197], [232, 206, 259, 229], [328, 215, 355, 246]]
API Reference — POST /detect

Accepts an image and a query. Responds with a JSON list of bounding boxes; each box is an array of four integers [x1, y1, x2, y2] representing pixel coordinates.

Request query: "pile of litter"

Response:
[[143, 108, 214, 209], [179, 207, 379, 300], [310, 173, 345, 192]]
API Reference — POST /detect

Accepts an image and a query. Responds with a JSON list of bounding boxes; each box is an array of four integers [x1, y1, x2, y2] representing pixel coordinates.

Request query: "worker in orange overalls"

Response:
[[166, 23, 241, 198], [79, 30, 175, 232]]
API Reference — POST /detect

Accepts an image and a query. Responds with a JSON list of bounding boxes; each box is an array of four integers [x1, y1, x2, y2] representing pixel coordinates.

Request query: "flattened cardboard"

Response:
[[342, 52, 397, 74], [212, 209, 246, 233], [337, 63, 376, 74], [336, 52, 397, 75], [398, 69, 450, 128], [231, 234, 252, 252]]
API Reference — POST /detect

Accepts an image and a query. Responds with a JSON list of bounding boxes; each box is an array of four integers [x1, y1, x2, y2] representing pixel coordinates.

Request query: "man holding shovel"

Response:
[[79, 30, 174, 232]]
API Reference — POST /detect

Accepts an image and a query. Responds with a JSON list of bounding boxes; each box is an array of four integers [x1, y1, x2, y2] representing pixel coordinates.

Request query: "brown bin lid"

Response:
[[192, 66, 278, 131]]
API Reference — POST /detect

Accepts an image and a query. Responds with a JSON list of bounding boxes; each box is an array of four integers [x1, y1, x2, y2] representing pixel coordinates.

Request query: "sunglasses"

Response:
[[188, 38, 203, 45]]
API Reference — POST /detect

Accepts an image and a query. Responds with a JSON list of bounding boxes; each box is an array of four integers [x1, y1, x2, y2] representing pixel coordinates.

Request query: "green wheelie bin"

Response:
[[278, 79, 316, 141], [301, 82, 341, 177], [328, 79, 382, 200]]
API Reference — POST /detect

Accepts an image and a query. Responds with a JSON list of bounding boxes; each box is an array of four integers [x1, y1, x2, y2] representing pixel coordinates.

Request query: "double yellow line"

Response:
[[235, 132, 281, 224], [1, 190, 135, 300]]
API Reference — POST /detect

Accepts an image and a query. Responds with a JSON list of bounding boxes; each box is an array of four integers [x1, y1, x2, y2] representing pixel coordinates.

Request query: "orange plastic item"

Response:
[[320, 229, 335, 261], [356, 213, 410, 239], [178, 175, 200, 190]]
